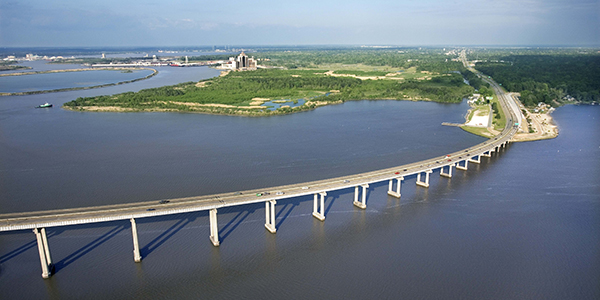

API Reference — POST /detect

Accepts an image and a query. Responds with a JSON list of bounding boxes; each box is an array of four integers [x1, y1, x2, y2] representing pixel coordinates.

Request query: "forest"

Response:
[[471, 49, 599, 105]]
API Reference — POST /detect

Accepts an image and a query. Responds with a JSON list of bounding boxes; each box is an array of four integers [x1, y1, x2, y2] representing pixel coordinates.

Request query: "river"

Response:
[[0, 64, 598, 299]]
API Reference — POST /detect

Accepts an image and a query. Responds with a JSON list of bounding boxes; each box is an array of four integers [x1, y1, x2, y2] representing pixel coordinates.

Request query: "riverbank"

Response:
[[0, 68, 158, 96], [460, 101, 558, 141]]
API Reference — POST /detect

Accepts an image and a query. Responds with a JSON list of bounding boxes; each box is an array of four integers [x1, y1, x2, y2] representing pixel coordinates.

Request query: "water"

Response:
[[262, 99, 306, 110], [0, 64, 598, 299], [0, 69, 155, 93]]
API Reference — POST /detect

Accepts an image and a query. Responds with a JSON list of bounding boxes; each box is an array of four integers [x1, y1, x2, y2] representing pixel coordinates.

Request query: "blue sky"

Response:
[[1, 0, 598, 47]]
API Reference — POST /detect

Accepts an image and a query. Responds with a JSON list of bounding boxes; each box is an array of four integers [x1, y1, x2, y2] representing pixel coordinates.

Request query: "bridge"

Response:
[[0, 65, 523, 279]]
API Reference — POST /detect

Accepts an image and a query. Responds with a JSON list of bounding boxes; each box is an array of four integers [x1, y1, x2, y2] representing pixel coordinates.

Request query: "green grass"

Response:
[[460, 126, 495, 138], [489, 92, 507, 130]]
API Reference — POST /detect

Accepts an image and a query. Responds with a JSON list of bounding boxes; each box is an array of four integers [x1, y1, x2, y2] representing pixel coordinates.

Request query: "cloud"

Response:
[[1, 0, 598, 46]]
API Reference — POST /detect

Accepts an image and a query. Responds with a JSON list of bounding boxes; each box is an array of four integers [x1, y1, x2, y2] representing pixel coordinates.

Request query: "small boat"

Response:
[[36, 103, 53, 108]]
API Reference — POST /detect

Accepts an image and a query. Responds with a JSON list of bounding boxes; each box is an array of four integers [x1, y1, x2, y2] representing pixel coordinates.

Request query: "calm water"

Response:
[[0, 69, 155, 93], [0, 64, 598, 299]]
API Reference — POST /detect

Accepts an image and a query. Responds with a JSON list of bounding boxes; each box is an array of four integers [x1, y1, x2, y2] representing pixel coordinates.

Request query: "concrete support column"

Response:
[[441, 164, 454, 178], [265, 200, 277, 233], [312, 192, 326, 221], [469, 155, 481, 164], [457, 160, 468, 170], [33, 228, 52, 278], [209, 209, 220, 246], [416, 170, 433, 188], [387, 177, 403, 198], [40, 228, 52, 267], [130, 218, 142, 262], [354, 184, 368, 209], [482, 150, 491, 157]]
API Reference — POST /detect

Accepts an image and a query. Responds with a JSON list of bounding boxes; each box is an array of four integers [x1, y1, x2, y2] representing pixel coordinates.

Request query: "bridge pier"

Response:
[[481, 150, 492, 157], [265, 200, 277, 233], [387, 177, 403, 198], [468, 155, 481, 164], [130, 218, 142, 262], [457, 160, 468, 170], [440, 164, 454, 178], [209, 209, 220, 246], [416, 170, 433, 188], [33, 228, 53, 278], [353, 184, 369, 209], [312, 192, 326, 221]]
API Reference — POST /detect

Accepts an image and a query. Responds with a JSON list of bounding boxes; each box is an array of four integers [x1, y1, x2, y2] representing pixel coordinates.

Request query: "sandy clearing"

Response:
[[466, 114, 489, 127], [169, 101, 265, 109]]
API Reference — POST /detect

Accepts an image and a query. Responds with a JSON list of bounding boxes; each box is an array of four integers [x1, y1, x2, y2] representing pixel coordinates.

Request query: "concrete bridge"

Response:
[[0, 74, 522, 279]]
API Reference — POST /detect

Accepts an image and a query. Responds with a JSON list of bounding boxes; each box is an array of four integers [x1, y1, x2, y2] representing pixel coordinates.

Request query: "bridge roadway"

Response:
[[0, 66, 521, 278]]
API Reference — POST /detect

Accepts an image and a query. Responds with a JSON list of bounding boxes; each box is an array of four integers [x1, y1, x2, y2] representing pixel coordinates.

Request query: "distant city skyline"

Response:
[[1, 0, 598, 47]]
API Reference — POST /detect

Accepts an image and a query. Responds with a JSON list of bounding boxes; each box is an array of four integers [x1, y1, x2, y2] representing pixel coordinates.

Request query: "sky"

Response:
[[1, 0, 598, 47]]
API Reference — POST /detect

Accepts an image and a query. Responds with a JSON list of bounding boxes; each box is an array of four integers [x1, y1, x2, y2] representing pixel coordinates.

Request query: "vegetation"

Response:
[[470, 48, 600, 105], [254, 48, 465, 74], [460, 126, 495, 138], [461, 69, 488, 90], [64, 68, 474, 115], [0, 61, 30, 71]]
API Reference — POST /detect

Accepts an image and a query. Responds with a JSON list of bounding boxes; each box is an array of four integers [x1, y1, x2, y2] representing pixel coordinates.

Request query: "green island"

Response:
[[64, 49, 476, 115], [0, 61, 31, 71]]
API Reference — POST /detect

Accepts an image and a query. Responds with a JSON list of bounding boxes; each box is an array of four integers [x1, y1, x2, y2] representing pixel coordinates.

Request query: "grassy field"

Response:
[[460, 126, 495, 138], [489, 92, 507, 130], [308, 63, 403, 73]]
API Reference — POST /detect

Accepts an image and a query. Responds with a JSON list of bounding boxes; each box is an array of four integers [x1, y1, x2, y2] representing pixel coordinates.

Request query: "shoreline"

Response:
[[0, 67, 158, 96], [455, 94, 560, 141], [61, 97, 457, 117], [63, 100, 344, 116]]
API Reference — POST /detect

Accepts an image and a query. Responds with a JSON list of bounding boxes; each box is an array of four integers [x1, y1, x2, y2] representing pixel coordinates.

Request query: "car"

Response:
[[276, 191, 284, 195], [159, 200, 170, 204], [459, 156, 462, 159], [343, 180, 350, 183], [256, 193, 263, 197], [446, 154, 451, 157], [302, 186, 309, 190], [403, 169, 407, 171], [448, 159, 452, 162], [146, 208, 155, 211], [427, 164, 431, 167], [394, 172, 400, 175]]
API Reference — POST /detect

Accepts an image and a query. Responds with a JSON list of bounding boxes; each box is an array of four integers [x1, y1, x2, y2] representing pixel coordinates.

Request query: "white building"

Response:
[[222, 51, 257, 70]]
